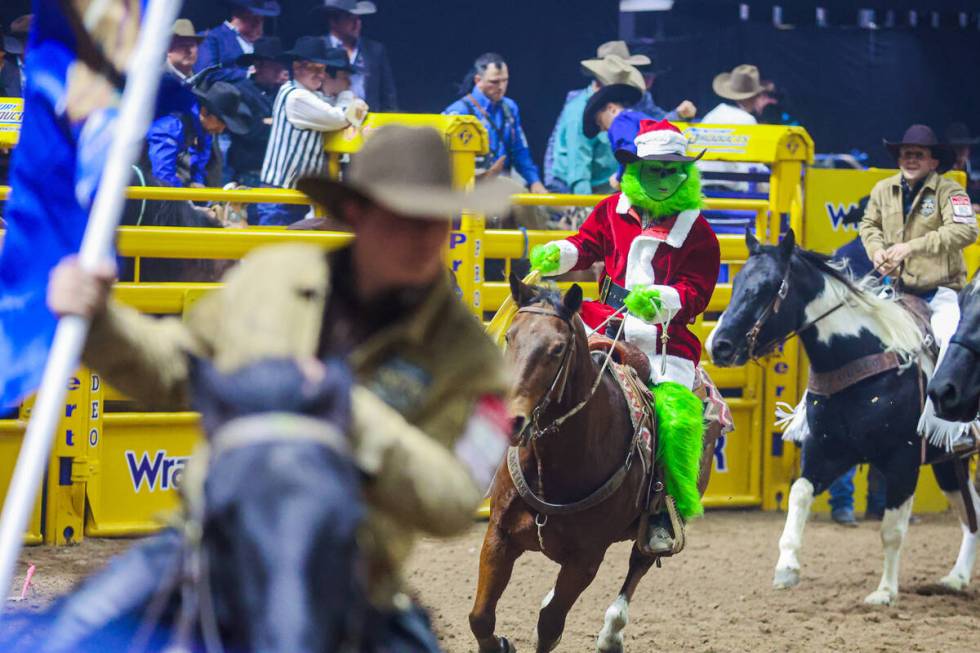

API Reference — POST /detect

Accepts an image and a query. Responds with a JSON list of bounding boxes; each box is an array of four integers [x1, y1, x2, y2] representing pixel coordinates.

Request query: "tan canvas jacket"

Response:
[[82, 244, 509, 607], [860, 171, 979, 292]]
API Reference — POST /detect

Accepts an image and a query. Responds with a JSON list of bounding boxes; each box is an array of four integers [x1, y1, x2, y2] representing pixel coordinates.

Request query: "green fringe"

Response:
[[652, 381, 705, 520], [620, 162, 704, 219], [624, 286, 663, 323], [529, 243, 560, 274]]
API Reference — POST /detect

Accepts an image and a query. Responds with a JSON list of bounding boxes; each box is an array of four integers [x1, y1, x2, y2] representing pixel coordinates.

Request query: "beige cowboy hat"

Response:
[[712, 64, 774, 101], [297, 125, 513, 221], [588, 40, 651, 68], [581, 56, 645, 138], [172, 18, 204, 41]]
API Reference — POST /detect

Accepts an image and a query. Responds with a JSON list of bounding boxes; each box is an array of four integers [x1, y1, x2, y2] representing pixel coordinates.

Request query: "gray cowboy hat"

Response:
[[315, 0, 377, 15], [884, 124, 955, 173], [581, 56, 645, 139], [297, 125, 513, 221], [584, 40, 651, 69], [193, 81, 253, 136], [945, 122, 980, 146], [171, 19, 204, 42], [712, 64, 774, 101]]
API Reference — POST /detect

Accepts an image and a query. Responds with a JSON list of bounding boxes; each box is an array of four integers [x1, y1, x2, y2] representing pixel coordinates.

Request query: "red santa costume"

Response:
[[540, 122, 720, 390]]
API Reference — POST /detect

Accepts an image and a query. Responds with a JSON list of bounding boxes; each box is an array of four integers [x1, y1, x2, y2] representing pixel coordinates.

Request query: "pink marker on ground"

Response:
[[19, 564, 35, 600]]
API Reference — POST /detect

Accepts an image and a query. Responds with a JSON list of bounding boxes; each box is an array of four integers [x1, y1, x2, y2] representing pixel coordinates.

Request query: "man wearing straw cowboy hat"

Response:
[[46, 125, 514, 649]]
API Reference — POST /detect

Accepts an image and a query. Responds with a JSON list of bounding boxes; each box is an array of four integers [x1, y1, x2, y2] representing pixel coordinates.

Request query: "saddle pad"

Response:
[[608, 362, 655, 473]]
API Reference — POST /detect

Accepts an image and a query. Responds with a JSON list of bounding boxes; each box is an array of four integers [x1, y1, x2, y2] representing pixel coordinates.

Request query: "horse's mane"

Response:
[[792, 247, 923, 360]]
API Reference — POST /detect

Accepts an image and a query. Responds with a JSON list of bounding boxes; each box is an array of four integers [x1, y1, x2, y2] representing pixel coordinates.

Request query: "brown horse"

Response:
[[470, 276, 715, 653]]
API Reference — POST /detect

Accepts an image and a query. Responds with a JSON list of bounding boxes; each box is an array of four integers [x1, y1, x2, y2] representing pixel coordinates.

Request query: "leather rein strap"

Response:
[[807, 352, 901, 396], [507, 445, 631, 516]]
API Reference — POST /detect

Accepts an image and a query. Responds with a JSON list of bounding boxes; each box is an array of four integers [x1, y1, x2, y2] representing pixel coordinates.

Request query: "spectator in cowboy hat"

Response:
[[256, 37, 368, 225], [155, 19, 204, 119], [227, 36, 288, 186], [946, 121, 980, 206], [144, 81, 252, 188], [196, 0, 281, 84], [546, 55, 644, 195], [316, 0, 398, 112], [589, 40, 696, 122], [701, 64, 776, 125]]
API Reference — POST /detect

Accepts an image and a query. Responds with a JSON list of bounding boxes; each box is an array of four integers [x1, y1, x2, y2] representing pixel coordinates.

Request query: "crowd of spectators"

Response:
[[1, 1, 977, 233]]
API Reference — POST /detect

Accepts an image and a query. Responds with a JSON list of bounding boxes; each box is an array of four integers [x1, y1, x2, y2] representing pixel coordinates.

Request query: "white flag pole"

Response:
[[0, 0, 183, 613]]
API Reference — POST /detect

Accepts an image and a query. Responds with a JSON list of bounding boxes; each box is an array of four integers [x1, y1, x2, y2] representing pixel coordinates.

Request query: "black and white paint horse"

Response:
[[708, 229, 979, 604], [929, 274, 980, 423]]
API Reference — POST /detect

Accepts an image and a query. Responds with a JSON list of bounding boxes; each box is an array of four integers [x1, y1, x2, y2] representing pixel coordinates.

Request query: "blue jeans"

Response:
[[256, 202, 309, 226], [828, 465, 887, 513]]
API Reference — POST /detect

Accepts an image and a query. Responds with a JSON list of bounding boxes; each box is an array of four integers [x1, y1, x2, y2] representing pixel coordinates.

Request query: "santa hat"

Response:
[[615, 119, 705, 164]]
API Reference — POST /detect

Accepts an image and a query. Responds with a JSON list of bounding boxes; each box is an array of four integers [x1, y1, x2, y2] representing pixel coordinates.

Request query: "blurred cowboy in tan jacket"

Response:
[[48, 126, 514, 635]]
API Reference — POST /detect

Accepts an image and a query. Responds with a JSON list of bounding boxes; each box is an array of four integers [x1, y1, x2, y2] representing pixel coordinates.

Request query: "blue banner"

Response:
[[0, 0, 145, 406]]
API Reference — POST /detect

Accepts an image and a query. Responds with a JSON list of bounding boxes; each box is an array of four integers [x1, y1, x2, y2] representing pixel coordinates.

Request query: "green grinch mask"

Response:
[[620, 160, 703, 219]]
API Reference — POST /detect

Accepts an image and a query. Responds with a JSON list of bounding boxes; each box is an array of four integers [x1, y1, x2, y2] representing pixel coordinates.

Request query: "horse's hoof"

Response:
[[939, 573, 969, 592], [500, 636, 517, 653], [864, 589, 897, 606], [596, 633, 624, 653], [772, 567, 800, 589]]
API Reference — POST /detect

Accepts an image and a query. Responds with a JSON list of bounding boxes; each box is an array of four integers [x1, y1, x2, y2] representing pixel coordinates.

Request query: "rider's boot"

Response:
[[646, 511, 675, 555]]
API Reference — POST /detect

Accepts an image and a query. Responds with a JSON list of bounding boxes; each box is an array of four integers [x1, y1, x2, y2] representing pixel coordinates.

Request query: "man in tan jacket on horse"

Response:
[[860, 124, 979, 448], [47, 126, 514, 649]]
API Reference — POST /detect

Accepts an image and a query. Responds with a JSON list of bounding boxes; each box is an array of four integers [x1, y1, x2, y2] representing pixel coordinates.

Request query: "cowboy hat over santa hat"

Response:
[[615, 118, 705, 164]]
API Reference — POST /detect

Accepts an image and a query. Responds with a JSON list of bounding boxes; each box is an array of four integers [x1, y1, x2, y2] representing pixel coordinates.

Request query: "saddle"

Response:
[[588, 334, 652, 383], [807, 293, 937, 396]]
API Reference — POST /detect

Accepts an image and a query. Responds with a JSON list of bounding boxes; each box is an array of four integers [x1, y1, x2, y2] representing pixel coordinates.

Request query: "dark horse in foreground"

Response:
[[929, 273, 980, 423], [470, 276, 717, 653], [1, 357, 363, 653], [709, 229, 979, 603]]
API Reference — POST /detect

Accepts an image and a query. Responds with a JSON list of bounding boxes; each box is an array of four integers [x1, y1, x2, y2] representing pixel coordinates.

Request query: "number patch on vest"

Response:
[[950, 195, 975, 223]]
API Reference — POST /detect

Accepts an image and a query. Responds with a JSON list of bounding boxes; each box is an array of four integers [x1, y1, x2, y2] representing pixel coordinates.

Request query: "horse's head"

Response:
[[189, 357, 361, 653], [505, 272, 584, 443], [708, 229, 802, 366], [929, 279, 980, 422]]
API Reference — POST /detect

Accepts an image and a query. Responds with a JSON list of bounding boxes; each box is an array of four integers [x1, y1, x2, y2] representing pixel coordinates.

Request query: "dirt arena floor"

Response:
[[7, 511, 980, 652]]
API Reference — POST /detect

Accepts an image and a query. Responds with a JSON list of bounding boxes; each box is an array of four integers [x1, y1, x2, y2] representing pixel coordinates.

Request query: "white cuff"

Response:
[[546, 240, 579, 276]]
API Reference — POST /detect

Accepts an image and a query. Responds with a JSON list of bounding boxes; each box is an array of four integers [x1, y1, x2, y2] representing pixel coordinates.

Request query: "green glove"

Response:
[[624, 286, 664, 323], [530, 243, 561, 274]]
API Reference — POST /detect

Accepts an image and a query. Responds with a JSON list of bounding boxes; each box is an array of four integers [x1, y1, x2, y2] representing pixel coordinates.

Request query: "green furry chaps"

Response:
[[621, 162, 703, 219], [651, 381, 705, 520]]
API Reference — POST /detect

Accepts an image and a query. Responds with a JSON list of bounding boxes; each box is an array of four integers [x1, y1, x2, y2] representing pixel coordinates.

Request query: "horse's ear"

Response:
[[564, 284, 583, 314], [779, 229, 796, 261], [509, 271, 534, 306], [745, 228, 761, 255]]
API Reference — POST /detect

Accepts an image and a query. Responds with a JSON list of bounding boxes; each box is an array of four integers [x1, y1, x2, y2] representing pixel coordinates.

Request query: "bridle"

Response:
[[512, 305, 623, 445]]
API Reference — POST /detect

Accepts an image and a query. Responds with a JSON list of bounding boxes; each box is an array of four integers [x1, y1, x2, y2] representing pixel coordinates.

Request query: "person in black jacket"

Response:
[[316, 0, 397, 112], [0, 30, 24, 98], [228, 36, 288, 186]]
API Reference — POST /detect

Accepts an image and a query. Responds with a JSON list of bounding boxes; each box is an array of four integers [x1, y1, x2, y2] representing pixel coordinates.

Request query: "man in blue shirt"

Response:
[[195, 0, 281, 84], [443, 53, 547, 194], [145, 81, 252, 187]]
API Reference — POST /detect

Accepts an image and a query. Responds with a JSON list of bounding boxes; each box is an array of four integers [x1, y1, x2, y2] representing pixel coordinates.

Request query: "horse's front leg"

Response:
[[935, 459, 980, 591], [865, 495, 914, 605], [470, 524, 524, 653], [595, 544, 655, 653], [773, 477, 815, 589], [536, 554, 603, 653]]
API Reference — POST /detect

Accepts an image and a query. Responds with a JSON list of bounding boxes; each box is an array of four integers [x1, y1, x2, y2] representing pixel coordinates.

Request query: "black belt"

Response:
[[600, 277, 630, 311]]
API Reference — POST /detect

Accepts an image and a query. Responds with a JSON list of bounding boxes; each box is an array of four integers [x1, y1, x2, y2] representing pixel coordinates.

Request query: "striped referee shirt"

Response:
[[260, 80, 351, 189]]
